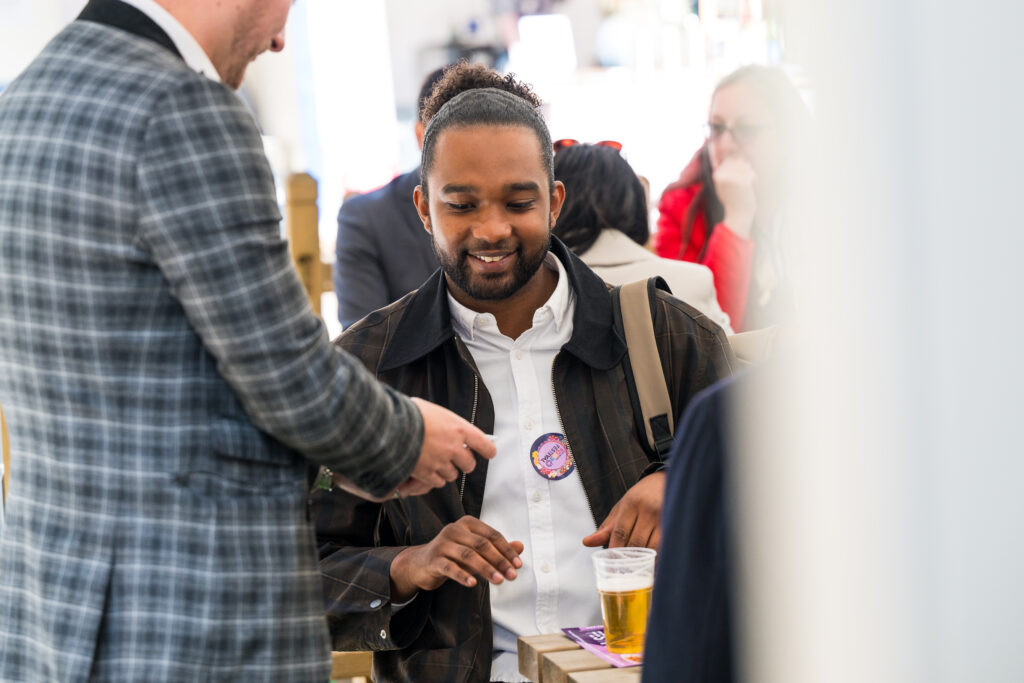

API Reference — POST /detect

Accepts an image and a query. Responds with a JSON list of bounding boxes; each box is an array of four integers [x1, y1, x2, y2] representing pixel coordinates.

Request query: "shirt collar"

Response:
[[377, 238, 627, 374], [447, 252, 573, 342], [118, 0, 222, 83]]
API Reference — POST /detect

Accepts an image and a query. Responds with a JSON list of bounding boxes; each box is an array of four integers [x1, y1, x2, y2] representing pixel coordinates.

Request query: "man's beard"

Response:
[[223, 7, 265, 89], [433, 235, 551, 301]]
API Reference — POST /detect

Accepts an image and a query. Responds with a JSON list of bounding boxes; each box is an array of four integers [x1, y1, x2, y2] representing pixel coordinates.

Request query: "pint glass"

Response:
[[592, 547, 656, 655]]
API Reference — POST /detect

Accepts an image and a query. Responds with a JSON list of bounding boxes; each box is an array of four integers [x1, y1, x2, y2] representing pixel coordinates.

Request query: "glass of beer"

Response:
[[592, 547, 656, 655]]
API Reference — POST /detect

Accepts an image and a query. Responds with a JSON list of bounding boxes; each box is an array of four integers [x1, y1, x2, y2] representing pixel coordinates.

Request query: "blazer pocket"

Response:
[[210, 416, 300, 468]]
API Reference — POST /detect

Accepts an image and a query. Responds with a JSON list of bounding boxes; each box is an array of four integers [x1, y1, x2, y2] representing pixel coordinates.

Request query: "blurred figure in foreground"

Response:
[[334, 67, 447, 328], [655, 65, 811, 331], [642, 371, 746, 683], [553, 141, 733, 333]]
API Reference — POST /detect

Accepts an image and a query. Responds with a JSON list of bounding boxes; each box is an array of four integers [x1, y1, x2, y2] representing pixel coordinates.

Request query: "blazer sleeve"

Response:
[[335, 196, 391, 329], [134, 77, 420, 497]]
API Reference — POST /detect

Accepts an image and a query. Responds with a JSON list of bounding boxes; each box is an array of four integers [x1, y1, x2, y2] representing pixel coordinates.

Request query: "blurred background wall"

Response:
[[2, 1, 1023, 681]]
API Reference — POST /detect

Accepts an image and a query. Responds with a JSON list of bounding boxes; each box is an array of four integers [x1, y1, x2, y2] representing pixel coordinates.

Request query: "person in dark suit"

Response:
[[643, 371, 745, 683], [0, 2, 492, 680], [334, 67, 449, 328]]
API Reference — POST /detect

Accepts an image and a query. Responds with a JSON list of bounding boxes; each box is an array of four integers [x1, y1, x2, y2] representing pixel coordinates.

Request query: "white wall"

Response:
[[0, 0, 83, 84]]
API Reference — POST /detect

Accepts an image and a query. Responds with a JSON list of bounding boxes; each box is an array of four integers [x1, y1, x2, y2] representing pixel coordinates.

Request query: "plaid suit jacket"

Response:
[[0, 3, 422, 680], [312, 240, 735, 682]]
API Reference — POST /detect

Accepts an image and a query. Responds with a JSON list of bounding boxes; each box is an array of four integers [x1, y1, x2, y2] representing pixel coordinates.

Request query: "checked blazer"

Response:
[[0, 2, 423, 680]]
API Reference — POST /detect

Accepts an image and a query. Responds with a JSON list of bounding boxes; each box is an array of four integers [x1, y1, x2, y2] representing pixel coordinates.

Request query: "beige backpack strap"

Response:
[[614, 278, 674, 458]]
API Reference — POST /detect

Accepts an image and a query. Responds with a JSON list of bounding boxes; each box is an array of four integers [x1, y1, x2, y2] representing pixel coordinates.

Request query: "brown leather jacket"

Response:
[[311, 239, 735, 682]]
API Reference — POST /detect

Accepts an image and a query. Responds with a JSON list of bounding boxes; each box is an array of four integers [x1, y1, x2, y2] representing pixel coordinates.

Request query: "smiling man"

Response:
[[311, 63, 735, 682]]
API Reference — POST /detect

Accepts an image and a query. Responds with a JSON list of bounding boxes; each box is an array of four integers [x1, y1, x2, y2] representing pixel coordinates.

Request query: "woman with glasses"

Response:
[[553, 142, 733, 333], [654, 65, 810, 331]]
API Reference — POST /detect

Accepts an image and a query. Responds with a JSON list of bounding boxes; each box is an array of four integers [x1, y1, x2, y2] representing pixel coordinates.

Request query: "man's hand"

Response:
[[409, 397, 496, 490], [582, 472, 666, 550], [712, 156, 758, 239], [389, 515, 524, 603]]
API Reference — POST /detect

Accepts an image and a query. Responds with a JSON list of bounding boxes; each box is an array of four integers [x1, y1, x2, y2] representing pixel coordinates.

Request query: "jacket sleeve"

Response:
[[701, 223, 755, 331], [335, 197, 391, 329], [134, 77, 421, 497], [311, 487, 432, 651]]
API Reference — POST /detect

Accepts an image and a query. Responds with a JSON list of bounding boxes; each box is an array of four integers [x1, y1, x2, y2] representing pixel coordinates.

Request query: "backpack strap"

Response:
[[611, 277, 675, 460]]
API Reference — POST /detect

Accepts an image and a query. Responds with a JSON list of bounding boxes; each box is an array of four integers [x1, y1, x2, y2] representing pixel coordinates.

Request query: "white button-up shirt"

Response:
[[448, 254, 602, 683], [118, 0, 222, 83]]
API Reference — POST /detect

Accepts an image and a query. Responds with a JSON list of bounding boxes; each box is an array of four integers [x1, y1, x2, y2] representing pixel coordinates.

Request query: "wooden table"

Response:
[[330, 651, 372, 681], [517, 634, 642, 683]]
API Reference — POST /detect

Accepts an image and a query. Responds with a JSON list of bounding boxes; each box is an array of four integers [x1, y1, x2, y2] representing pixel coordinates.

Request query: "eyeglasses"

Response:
[[553, 138, 623, 153], [703, 122, 772, 147]]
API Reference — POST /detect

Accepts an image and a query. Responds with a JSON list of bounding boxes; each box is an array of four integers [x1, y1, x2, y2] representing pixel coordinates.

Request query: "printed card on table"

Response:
[[561, 626, 642, 667]]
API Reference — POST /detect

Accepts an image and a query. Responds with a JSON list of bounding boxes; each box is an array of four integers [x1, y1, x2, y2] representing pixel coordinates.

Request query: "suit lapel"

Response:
[[77, 0, 182, 59]]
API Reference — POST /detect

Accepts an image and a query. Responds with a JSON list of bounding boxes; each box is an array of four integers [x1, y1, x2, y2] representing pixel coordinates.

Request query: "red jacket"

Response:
[[654, 152, 756, 330]]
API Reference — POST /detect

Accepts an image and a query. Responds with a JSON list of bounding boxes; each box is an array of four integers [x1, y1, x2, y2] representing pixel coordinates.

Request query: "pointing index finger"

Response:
[[462, 427, 497, 461]]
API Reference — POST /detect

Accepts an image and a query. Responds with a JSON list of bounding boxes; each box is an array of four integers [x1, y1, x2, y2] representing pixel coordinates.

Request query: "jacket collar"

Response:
[[77, 0, 182, 59], [378, 237, 627, 372]]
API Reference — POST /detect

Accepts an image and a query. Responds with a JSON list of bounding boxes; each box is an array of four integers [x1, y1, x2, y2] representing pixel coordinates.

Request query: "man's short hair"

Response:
[[419, 62, 553, 198], [416, 67, 450, 123]]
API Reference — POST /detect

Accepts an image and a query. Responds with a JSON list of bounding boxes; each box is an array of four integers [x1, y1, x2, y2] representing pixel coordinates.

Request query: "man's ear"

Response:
[[414, 121, 426, 150], [549, 180, 566, 228], [414, 185, 432, 234]]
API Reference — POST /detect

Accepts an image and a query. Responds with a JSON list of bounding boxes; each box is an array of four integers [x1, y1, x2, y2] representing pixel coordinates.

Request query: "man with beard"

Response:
[[311, 63, 735, 683], [0, 2, 494, 680]]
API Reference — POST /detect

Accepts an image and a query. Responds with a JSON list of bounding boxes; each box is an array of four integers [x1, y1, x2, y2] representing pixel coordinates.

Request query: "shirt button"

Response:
[[370, 599, 382, 609], [531, 491, 542, 503], [541, 562, 551, 573], [380, 629, 387, 640], [513, 349, 523, 360], [523, 419, 533, 430]]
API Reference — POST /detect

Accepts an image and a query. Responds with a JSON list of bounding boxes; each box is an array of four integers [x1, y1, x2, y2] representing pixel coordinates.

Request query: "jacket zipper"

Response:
[[460, 365, 480, 501], [550, 352, 596, 524]]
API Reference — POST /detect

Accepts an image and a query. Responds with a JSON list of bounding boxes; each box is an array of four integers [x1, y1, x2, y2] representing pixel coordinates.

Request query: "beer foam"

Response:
[[596, 575, 653, 593]]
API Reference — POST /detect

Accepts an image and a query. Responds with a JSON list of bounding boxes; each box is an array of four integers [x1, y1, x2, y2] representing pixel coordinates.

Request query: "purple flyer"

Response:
[[561, 626, 643, 667]]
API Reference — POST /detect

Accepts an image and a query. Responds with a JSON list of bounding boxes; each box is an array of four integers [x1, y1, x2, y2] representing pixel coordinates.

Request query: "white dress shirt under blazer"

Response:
[[118, 0, 222, 83]]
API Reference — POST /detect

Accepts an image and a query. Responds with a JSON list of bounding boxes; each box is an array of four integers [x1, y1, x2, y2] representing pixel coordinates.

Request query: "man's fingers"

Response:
[[607, 512, 638, 549], [464, 518, 523, 570], [582, 514, 613, 547], [581, 524, 610, 548], [412, 470, 447, 489], [461, 426, 496, 461], [648, 528, 661, 552], [450, 442, 478, 474], [433, 556, 477, 588], [440, 463, 460, 482], [439, 538, 509, 585], [452, 520, 521, 579], [395, 478, 432, 498], [627, 519, 657, 549]]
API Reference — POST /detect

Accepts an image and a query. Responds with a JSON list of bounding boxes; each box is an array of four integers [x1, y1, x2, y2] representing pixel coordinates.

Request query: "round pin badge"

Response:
[[529, 432, 575, 480]]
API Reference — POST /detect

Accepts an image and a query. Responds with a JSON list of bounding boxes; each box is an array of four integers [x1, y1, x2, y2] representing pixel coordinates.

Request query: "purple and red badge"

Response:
[[530, 432, 575, 480]]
